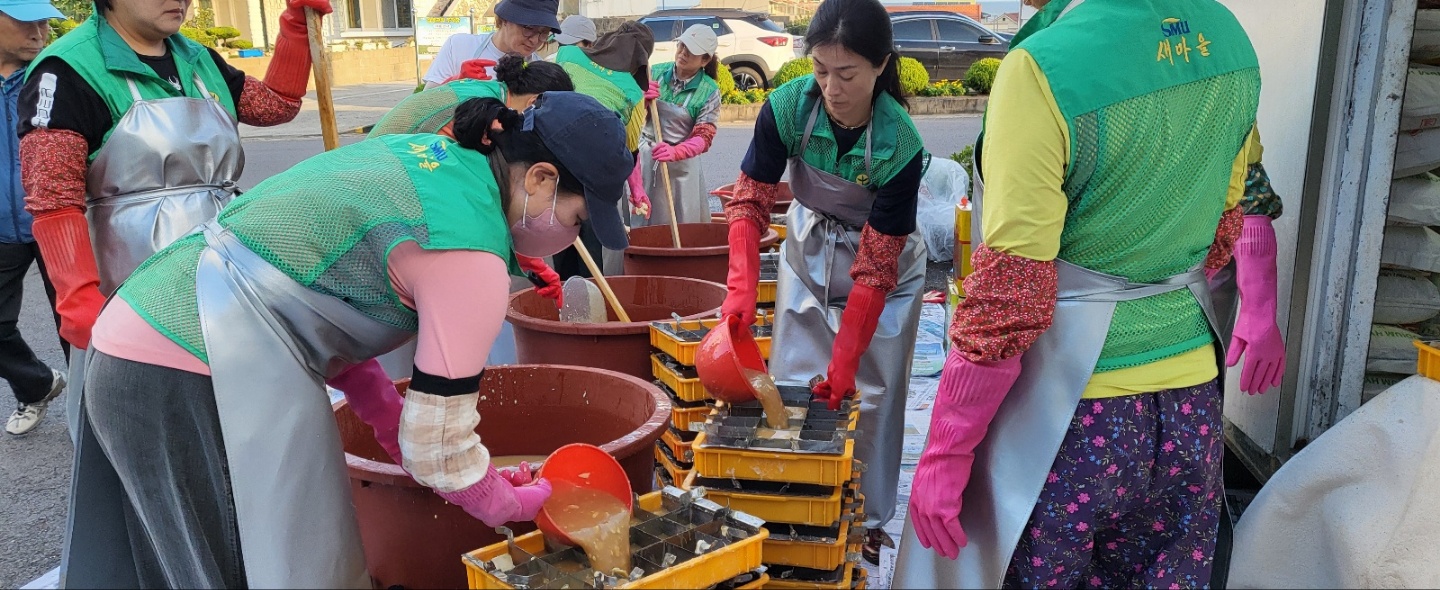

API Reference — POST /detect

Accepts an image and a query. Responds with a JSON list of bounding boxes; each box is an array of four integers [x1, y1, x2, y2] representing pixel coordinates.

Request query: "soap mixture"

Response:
[[545, 480, 632, 576], [489, 455, 548, 469], [742, 368, 789, 429]]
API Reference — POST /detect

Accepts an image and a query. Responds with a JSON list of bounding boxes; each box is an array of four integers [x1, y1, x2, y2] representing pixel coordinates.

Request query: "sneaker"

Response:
[[6, 369, 67, 435], [862, 527, 894, 566]]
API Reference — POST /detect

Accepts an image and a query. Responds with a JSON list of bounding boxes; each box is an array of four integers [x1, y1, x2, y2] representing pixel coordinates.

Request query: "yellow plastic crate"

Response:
[[661, 426, 696, 464], [654, 354, 710, 403], [684, 475, 859, 527], [1417, 340, 1440, 380], [740, 573, 772, 589], [771, 223, 787, 242], [691, 408, 858, 487], [670, 399, 713, 433], [655, 441, 693, 484], [650, 317, 774, 367], [463, 490, 768, 590], [762, 564, 857, 590], [762, 517, 862, 570], [757, 280, 778, 304]]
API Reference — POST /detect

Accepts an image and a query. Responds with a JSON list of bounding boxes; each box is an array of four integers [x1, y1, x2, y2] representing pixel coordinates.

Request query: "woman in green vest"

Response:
[[633, 24, 722, 228], [895, 0, 1266, 587], [69, 92, 633, 588], [370, 55, 574, 137], [716, 0, 929, 564], [551, 20, 655, 278], [17, 0, 332, 444]]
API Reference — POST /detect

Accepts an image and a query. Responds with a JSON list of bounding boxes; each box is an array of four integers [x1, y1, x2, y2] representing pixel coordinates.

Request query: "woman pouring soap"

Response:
[[716, 0, 928, 564], [71, 92, 634, 588]]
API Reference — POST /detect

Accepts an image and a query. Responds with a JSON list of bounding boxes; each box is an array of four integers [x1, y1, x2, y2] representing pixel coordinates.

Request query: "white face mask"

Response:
[[509, 183, 582, 257]]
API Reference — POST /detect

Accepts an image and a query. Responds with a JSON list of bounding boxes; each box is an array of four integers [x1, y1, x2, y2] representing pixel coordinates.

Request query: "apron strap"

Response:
[[124, 77, 143, 102], [799, 98, 822, 155], [192, 73, 213, 101]]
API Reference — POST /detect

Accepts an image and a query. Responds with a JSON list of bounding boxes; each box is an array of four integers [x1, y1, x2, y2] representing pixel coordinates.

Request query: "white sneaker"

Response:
[[6, 368, 67, 435]]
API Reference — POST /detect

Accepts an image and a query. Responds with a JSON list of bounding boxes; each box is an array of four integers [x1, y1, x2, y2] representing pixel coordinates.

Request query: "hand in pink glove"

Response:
[[628, 157, 651, 219], [436, 466, 553, 527], [909, 348, 1022, 560], [328, 359, 404, 465], [1227, 215, 1286, 394], [645, 80, 660, 104], [652, 136, 708, 163]]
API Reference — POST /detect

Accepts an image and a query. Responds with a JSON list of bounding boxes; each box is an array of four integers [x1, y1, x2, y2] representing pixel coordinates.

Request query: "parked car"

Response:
[[889, 11, 1009, 81], [639, 9, 799, 90]]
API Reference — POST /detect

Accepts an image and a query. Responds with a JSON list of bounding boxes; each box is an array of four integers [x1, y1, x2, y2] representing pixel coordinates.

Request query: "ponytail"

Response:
[[876, 51, 906, 109], [703, 57, 720, 83], [452, 98, 523, 154], [493, 55, 575, 96]]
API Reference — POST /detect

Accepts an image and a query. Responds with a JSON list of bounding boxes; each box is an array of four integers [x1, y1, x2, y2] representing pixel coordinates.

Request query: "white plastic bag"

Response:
[[1393, 127, 1440, 178], [911, 303, 947, 377], [916, 158, 969, 262], [1374, 270, 1440, 325], [1367, 324, 1421, 374], [1381, 225, 1440, 273], [1402, 65, 1440, 131], [1388, 173, 1440, 225]]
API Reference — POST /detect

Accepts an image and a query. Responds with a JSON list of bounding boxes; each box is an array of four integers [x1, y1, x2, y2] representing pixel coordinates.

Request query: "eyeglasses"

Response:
[[514, 24, 551, 40]]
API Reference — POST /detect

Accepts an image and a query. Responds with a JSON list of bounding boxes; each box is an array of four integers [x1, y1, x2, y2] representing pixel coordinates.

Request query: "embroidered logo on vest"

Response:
[[409, 140, 450, 171], [1157, 18, 1213, 65]]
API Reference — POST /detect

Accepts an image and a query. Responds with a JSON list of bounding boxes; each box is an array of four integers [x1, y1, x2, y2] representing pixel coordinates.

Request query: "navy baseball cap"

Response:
[[524, 91, 632, 250], [0, 0, 63, 21], [493, 0, 560, 32]]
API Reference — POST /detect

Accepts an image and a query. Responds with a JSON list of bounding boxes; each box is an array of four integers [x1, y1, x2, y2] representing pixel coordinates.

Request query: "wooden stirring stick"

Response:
[[572, 237, 631, 322]]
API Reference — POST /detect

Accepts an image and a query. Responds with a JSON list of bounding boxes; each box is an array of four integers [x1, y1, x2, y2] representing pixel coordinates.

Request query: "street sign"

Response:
[[416, 16, 472, 56]]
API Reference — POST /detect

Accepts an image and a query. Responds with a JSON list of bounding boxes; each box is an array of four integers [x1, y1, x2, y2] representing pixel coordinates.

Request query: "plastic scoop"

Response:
[[559, 277, 606, 323], [535, 443, 634, 546], [694, 315, 767, 404]]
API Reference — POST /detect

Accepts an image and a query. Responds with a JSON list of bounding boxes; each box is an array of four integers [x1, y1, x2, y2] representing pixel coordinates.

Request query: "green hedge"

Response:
[[771, 58, 813, 89], [230, 39, 254, 50], [180, 27, 217, 48], [207, 26, 241, 41], [918, 80, 967, 97], [898, 57, 929, 96], [964, 58, 1002, 95], [717, 62, 736, 96]]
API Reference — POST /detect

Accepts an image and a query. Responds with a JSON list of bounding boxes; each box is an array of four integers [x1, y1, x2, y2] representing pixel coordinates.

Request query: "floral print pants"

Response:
[[1003, 381, 1224, 589]]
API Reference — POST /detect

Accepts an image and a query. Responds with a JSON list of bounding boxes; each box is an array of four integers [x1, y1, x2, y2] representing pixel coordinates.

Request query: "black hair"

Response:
[[452, 97, 584, 199], [493, 55, 575, 95], [93, 0, 111, 12], [702, 55, 719, 82], [803, 0, 907, 109]]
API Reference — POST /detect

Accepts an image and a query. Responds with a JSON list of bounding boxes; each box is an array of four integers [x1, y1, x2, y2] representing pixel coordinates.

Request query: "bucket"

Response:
[[333, 366, 670, 589], [710, 181, 795, 215], [622, 223, 780, 284], [507, 275, 726, 380]]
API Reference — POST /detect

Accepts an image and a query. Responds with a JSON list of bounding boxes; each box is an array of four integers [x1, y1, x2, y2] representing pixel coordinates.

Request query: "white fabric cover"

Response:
[[1403, 65, 1440, 131], [1388, 173, 1440, 225], [1373, 270, 1440, 325], [1381, 225, 1440, 273], [1394, 127, 1440, 179]]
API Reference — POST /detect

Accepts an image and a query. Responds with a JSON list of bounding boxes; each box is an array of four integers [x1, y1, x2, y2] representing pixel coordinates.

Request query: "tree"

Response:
[[51, 0, 91, 21]]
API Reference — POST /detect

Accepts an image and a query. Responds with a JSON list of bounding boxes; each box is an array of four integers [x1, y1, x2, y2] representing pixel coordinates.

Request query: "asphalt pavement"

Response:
[[0, 82, 982, 588]]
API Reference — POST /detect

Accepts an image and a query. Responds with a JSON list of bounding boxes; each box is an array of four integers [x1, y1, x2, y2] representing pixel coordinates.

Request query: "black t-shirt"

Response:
[[17, 47, 248, 154], [740, 101, 923, 237]]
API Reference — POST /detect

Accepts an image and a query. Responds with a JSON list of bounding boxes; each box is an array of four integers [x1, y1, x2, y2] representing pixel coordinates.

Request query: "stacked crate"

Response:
[[686, 387, 868, 590], [757, 252, 780, 308], [649, 315, 775, 489]]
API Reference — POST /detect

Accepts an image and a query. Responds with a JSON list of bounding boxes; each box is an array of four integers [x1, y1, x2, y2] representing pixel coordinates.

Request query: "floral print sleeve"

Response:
[[1203, 207, 1244, 271], [949, 244, 1059, 362], [850, 225, 907, 293], [723, 172, 776, 233], [1238, 162, 1283, 219]]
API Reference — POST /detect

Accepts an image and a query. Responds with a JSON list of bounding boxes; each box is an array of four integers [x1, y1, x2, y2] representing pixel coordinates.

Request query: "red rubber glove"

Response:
[[721, 220, 761, 326], [437, 466, 553, 527], [328, 359, 404, 464], [517, 254, 563, 309], [812, 284, 887, 410], [1227, 215, 1286, 394], [265, 0, 334, 100], [909, 349, 1022, 559], [652, 135, 707, 163], [449, 59, 497, 83], [31, 210, 104, 350], [628, 157, 651, 219]]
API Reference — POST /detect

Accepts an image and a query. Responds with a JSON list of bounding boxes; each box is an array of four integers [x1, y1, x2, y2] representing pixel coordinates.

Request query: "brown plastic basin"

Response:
[[622, 223, 780, 284], [334, 366, 670, 590], [711, 180, 795, 214], [507, 275, 726, 380]]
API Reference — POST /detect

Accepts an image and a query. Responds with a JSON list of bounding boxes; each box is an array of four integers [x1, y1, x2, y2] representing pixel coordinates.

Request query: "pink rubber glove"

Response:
[[908, 348, 1022, 560], [328, 359, 404, 464], [652, 135, 708, 163], [645, 80, 660, 104], [437, 466, 553, 528], [628, 157, 651, 219], [1227, 215, 1286, 394]]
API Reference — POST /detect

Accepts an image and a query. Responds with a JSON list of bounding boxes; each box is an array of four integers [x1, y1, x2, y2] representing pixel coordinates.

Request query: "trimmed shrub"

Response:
[[207, 26, 241, 41], [722, 90, 749, 105], [49, 18, 80, 41], [743, 88, 767, 104], [771, 57, 813, 89], [898, 56, 929, 96], [717, 62, 736, 96], [180, 27, 217, 48], [964, 58, 1002, 95], [230, 38, 254, 50]]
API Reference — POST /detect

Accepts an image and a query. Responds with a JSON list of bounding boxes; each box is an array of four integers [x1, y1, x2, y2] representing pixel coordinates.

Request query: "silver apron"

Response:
[[635, 100, 709, 227], [892, 171, 1226, 589], [770, 101, 926, 530], [64, 74, 242, 442], [65, 221, 414, 589]]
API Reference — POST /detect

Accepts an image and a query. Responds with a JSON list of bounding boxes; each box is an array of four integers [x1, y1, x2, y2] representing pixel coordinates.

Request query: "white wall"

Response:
[[1215, 0, 1329, 454]]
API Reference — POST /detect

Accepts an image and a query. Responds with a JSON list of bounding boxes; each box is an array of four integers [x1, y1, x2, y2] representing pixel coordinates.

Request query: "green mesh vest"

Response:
[[556, 46, 643, 123], [368, 80, 508, 137], [767, 75, 925, 188], [119, 134, 520, 362], [652, 62, 720, 121], [1018, 0, 1261, 371], [27, 13, 236, 158]]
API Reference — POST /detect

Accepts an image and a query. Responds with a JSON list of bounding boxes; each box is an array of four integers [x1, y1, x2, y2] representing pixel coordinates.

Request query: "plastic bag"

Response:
[[1367, 324, 1421, 374], [1388, 173, 1440, 225], [1375, 270, 1440, 325], [911, 303, 947, 377], [1381, 225, 1440, 273], [916, 158, 969, 262]]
